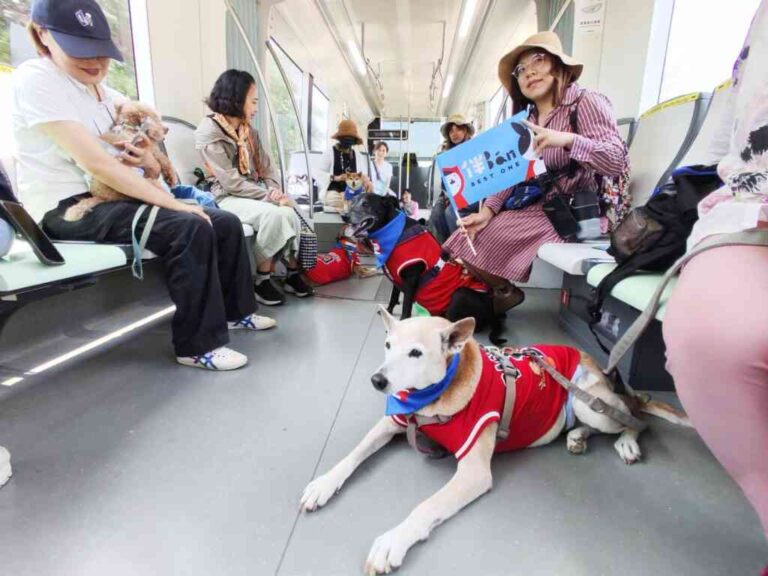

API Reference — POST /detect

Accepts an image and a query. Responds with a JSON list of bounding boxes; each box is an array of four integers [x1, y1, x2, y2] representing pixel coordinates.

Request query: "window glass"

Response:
[[309, 83, 329, 152], [0, 0, 139, 98], [380, 119, 442, 160], [266, 48, 303, 172], [659, 0, 760, 102]]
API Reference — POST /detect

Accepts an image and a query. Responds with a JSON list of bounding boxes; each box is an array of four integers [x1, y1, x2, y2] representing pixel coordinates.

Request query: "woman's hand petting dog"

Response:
[[114, 135, 162, 180]]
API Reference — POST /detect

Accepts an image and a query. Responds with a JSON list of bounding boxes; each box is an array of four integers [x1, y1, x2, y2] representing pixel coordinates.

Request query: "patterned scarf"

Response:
[[212, 113, 252, 176]]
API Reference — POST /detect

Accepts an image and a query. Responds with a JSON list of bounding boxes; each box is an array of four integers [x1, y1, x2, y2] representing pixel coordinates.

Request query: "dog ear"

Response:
[[511, 122, 531, 156], [383, 195, 400, 215], [441, 317, 476, 355], [377, 304, 397, 333]]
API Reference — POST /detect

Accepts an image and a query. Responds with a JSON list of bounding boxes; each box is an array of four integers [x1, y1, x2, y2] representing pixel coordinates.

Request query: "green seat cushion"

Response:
[[0, 241, 127, 294], [586, 263, 678, 321]]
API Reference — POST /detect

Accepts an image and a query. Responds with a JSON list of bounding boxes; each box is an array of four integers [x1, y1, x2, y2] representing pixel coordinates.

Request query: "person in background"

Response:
[[369, 141, 394, 197], [319, 119, 371, 212], [428, 114, 475, 242], [13, 0, 274, 373], [401, 189, 419, 218], [443, 32, 627, 314], [663, 2, 768, 567], [196, 69, 314, 307]]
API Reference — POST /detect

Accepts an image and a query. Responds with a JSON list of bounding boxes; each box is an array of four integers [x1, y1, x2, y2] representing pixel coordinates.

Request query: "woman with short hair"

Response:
[[443, 32, 628, 312], [196, 69, 314, 306], [369, 141, 394, 197], [13, 0, 274, 372]]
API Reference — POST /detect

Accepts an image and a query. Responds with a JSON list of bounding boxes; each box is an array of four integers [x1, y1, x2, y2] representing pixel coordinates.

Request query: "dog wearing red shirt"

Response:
[[301, 309, 691, 575]]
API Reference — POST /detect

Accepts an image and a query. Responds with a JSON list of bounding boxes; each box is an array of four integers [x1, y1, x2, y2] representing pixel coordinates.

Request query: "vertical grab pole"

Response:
[[223, 0, 287, 194], [266, 39, 315, 220], [398, 116, 404, 199]]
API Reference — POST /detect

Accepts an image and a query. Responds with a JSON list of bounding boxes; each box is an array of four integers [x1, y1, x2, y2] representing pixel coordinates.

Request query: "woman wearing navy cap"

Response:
[[12, 0, 275, 371]]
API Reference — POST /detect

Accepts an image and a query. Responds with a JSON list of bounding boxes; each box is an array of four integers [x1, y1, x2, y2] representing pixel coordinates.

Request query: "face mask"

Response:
[[339, 136, 357, 147]]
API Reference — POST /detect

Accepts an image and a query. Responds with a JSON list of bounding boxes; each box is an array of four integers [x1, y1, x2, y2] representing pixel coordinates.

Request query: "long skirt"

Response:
[[443, 204, 564, 282]]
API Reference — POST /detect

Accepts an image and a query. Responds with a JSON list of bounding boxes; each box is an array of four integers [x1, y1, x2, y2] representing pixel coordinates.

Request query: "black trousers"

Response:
[[43, 196, 257, 357]]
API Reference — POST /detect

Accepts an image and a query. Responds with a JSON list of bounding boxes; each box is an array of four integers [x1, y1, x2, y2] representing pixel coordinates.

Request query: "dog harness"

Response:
[[368, 214, 488, 316], [390, 345, 580, 459]]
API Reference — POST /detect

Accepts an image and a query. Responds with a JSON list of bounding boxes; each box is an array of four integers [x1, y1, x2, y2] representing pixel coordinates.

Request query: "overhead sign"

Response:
[[435, 110, 545, 211], [368, 129, 409, 141]]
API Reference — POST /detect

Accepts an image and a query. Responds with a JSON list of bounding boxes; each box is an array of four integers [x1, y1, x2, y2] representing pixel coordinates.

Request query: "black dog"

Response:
[[347, 194, 506, 343]]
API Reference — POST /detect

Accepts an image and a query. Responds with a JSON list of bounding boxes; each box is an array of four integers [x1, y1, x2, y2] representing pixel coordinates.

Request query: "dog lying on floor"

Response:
[[346, 193, 507, 343], [64, 101, 177, 222], [301, 309, 691, 575]]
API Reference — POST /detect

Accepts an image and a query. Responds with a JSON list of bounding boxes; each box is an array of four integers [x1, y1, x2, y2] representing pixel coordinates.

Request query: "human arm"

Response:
[[198, 140, 269, 201], [39, 121, 209, 222], [523, 93, 628, 177]]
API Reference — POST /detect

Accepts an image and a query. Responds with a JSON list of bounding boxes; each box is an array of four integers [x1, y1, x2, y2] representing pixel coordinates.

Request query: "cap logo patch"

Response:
[[75, 10, 94, 28]]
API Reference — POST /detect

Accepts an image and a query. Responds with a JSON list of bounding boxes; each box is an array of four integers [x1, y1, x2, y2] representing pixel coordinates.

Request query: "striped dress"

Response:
[[443, 83, 628, 282]]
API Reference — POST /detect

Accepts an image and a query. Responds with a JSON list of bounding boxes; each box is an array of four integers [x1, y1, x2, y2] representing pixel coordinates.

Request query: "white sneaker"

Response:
[[176, 346, 248, 370], [228, 314, 277, 331], [0, 446, 11, 488]]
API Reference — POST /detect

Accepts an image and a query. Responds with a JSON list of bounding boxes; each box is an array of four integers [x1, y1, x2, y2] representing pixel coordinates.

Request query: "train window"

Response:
[[267, 40, 305, 168], [659, 0, 760, 102], [0, 0, 138, 99], [309, 81, 329, 152]]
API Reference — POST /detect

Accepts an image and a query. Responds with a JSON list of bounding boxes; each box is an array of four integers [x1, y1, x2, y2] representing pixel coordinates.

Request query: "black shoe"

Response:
[[254, 278, 285, 306], [283, 272, 314, 297]]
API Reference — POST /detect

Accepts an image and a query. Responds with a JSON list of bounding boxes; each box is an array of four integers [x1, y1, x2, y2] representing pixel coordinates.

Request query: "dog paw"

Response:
[[364, 528, 411, 575], [614, 435, 642, 465], [300, 473, 342, 512], [566, 433, 588, 455]]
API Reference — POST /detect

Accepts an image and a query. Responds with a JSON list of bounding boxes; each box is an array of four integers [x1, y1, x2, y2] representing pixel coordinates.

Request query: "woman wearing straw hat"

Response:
[[319, 119, 372, 213], [429, 113, 475, 242], [443, 31, 627, 309]]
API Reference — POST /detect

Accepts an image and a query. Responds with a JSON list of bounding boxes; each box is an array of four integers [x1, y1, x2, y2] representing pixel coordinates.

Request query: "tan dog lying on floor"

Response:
[[301, 307, 691, 575], [64, 101, 177, 221]]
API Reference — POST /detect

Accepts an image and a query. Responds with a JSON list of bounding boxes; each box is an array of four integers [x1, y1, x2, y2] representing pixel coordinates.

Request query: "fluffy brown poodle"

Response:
[[64, 101, 178, 221]]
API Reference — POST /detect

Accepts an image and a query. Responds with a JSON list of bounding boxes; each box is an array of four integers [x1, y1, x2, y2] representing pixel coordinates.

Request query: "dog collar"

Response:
[[367, 211, 406, 268], [385, 354, 461, 416]]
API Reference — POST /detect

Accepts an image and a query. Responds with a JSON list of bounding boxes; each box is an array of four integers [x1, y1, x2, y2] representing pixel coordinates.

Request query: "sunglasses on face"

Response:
[[512, 52, 549, 79]]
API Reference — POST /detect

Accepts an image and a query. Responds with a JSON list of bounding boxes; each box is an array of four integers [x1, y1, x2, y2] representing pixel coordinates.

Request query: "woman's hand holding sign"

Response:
[[459, 206, 494, 241], [522, 120, 575, 154]]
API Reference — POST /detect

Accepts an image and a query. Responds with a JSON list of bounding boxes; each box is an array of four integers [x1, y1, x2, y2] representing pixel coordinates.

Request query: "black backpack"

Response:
[[587, 164, 722, 347]]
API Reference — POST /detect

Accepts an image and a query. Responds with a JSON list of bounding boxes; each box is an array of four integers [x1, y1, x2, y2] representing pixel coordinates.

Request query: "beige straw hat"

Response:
[[440, 114, 476, 140], [498, 31, 583, 101]]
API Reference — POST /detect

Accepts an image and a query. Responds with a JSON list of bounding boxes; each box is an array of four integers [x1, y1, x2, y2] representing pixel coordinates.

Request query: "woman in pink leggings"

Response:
[[663, 3, 768, 571]]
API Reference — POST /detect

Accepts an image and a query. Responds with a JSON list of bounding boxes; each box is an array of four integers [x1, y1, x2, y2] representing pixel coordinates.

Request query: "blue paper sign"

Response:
[[436, 110, 546, 211]]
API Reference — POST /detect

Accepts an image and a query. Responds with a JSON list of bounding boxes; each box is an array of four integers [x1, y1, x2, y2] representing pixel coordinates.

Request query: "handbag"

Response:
[[293, 206, 318, 270], [502, 181, 543, 210]]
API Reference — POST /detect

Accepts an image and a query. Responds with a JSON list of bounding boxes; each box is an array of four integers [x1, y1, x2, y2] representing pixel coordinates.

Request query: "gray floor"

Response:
[[0, 277, 765, 576]]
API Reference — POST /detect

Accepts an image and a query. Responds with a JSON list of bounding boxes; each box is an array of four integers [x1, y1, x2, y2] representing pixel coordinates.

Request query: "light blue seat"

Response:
[[0, 240, 127, 294], [586, 263, 678, 321]]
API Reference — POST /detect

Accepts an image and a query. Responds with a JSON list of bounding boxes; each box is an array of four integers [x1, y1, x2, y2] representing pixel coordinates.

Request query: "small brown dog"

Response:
[[64, 101, 178, 221]]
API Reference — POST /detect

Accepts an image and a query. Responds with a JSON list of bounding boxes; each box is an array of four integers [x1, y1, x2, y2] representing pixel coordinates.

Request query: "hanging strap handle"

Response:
[[604, 228, 768, 386]]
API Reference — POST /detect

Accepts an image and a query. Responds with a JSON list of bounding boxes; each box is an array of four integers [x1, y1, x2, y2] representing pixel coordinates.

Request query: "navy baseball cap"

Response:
[[31, 0, 123, 61]]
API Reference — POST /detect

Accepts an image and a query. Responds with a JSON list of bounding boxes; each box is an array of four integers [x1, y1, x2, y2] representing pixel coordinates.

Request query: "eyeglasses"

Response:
[[512, 52, 549, 79]]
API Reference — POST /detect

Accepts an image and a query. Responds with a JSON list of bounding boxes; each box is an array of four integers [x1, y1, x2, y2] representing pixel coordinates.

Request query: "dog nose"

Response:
[[371, 372, 389, 391]]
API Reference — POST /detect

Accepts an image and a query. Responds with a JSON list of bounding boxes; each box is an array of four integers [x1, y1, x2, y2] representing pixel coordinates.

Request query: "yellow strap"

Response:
[[640, 92, 701, 119]]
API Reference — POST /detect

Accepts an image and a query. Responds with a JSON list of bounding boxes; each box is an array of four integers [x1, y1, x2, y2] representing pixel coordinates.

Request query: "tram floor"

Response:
[[0, 277, 765, 576]]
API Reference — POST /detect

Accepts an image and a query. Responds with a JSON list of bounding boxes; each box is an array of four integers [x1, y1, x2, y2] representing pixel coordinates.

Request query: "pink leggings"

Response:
[[664, 245, 768, 539]]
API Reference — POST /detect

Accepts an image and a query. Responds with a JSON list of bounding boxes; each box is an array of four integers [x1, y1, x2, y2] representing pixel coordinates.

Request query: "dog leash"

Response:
[[130, 203, 160, 280], [602, 228, 768, 396]]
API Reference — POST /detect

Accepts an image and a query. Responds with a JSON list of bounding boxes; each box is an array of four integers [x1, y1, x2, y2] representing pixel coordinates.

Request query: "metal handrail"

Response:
[[222, 0, 287, 193], [265, 39, 315, 219]]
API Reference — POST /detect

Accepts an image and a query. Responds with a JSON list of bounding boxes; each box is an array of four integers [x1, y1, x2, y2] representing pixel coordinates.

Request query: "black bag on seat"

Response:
[[587, 164, 722, 349]]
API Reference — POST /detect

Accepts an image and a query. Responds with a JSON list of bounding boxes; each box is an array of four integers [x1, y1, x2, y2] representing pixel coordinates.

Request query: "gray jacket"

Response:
[[195, 115, 280, 200]]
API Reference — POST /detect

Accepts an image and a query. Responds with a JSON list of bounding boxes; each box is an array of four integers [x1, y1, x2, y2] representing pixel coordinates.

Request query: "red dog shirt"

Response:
[[392, 345, 581, 459], [383, 230, 487, 316]]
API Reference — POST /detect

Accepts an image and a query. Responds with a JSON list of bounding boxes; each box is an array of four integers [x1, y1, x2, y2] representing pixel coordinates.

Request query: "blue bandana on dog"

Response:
[[385, 354, 461, 416], [367, 211, 406, 268]]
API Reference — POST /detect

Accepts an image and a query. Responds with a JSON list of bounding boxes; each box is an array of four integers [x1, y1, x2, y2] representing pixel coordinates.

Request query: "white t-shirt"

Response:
[[12, 58, 127, 221], [369, 158, 394, 196]]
